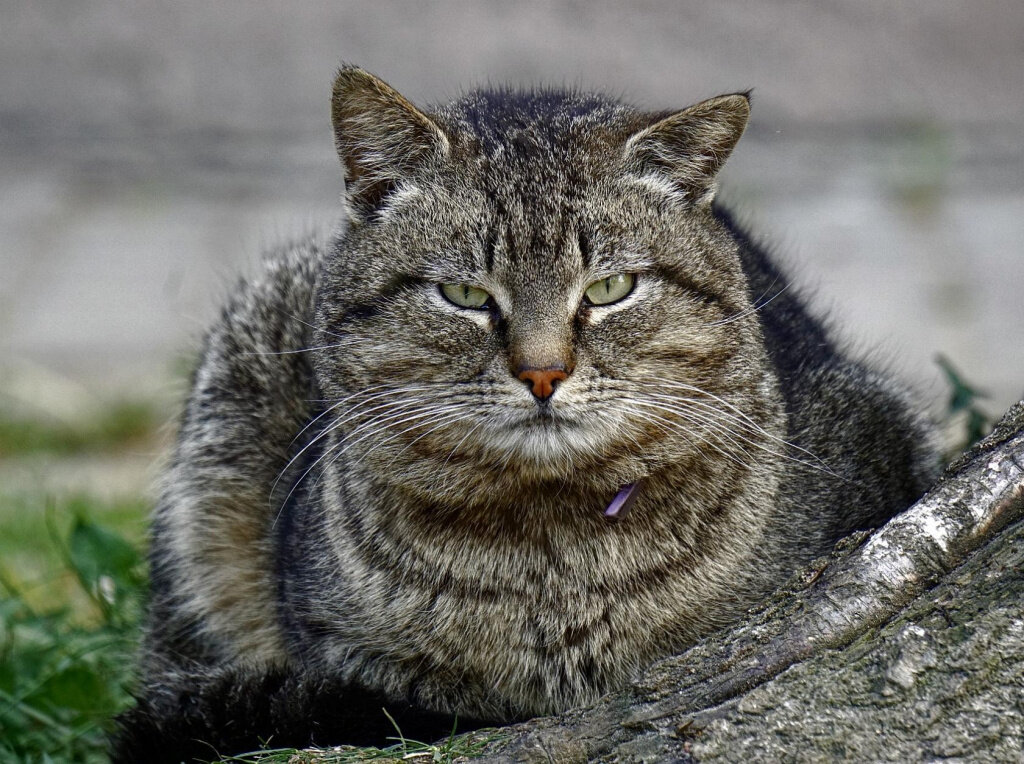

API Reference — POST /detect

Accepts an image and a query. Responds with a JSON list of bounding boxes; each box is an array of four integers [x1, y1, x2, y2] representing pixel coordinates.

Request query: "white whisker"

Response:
[[243, 338, 375, 357], [279, 310, 347, 341], [271, 382, 459, 512], [707, 278, 789, 327], [622, 398, 758, 471], [633, 378, 841, 478], [311, 407, 475, 494], [274, 400, 473, 526], [643, 379, 817, 453]]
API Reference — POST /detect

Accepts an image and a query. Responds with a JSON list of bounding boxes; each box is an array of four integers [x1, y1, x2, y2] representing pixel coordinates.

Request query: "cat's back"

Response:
[[714, 206, 938, 540]]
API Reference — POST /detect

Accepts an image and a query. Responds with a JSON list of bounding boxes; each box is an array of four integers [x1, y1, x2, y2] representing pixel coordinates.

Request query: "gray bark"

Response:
[[480, 400, 1024, 763]]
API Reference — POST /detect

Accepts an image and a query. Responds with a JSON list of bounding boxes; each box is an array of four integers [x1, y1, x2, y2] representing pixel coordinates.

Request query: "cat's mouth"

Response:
[[513, 406, 571, 425], [487, 406, 613, 467], [507, 405, 588, 435]]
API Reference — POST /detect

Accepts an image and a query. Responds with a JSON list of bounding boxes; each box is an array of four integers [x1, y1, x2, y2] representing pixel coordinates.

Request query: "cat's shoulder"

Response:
[[182, 232, 327, 435], [212, 234, 325, 343]]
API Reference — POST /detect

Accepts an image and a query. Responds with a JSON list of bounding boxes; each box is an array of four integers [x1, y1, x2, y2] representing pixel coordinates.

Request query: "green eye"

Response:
[[440, 283, 492, 309], [584, 273, 635, 306]]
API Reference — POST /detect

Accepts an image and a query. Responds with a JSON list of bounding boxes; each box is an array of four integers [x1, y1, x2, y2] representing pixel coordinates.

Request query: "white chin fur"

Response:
[[481, 409, 624, 472]]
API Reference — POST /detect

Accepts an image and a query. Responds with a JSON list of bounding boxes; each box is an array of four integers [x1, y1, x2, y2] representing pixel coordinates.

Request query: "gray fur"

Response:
[[132, 67, 937, 745]]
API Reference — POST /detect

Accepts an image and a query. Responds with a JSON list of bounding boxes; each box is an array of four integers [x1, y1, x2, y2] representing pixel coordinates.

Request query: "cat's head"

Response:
[[312, 67, 776, 506]]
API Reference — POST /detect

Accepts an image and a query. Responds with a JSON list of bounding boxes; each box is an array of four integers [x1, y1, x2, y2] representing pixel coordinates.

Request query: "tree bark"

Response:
[[481, 400, 1024, 762]]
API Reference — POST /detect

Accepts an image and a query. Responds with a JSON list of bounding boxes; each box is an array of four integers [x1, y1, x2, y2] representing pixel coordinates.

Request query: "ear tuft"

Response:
[[624, 93, 750, 205], [331, 66, 449, 219]]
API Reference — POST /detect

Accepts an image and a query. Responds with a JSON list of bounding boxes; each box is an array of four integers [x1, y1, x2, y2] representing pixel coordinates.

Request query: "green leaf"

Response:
[[32, 662, 115, 715], [68, 517, 141, 593], [934, 354, 993, 454], [935, 353, 988, 414]]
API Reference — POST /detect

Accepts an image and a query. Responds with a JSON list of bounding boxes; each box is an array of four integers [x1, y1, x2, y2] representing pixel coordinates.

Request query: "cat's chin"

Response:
[[482, 410, 619, 475]]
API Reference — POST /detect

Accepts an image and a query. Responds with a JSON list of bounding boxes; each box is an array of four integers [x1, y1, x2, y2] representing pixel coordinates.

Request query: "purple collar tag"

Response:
[[604, 481, 640, 519]]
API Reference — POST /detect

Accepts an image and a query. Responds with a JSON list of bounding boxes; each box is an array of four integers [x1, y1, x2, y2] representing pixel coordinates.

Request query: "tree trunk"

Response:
[[481, 400, 1024, 762]]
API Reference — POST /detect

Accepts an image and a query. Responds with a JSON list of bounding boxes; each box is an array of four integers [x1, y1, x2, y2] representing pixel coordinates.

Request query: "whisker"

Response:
[[287, 382, 419, 448], [242, 338, 375, 357], [707, 279, 789, 327], [440, 419, 487, 473], [272, 384, 458, 508], [632, 380, 842, 478], [274, 401, 473, 526], [639, 390, 795, 459], [641, 378, 828, 463], [383, 410, 479, 469], [623, 398, 758, 472], [640, 398, 786, 472], [336, 402, 473, 456], [275, 388, 423, 492], [310, 407, 474, 494], [279, 310, 347, 341]]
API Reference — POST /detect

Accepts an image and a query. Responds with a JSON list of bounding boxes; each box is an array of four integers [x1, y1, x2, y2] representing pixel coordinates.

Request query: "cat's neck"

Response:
[[317, 439, 766, 541]]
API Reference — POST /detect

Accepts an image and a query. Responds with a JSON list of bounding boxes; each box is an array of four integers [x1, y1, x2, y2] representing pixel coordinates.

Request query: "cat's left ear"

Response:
[[624, 93, 750, 205]]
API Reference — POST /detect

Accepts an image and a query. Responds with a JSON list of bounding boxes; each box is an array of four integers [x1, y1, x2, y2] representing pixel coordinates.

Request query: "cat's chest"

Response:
[[328, 526, 726, 714], [353, 560, 672, 714], [300, 475, 774, 716]]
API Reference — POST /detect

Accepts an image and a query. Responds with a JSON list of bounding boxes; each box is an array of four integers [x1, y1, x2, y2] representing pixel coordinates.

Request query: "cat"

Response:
[[112, 66, 938, 761]]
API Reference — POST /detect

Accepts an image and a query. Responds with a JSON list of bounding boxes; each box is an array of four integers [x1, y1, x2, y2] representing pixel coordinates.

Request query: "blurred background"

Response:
[[1, 0, 1023, 501], [0, 3, 1021, 757]]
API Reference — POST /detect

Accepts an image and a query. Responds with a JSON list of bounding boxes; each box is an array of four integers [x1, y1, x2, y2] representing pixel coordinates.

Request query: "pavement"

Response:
[[2, 0, 1022, 444]]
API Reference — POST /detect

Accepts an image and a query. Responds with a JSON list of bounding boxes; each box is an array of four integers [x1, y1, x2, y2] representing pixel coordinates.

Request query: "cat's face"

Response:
[[312, 70, 774, 501]]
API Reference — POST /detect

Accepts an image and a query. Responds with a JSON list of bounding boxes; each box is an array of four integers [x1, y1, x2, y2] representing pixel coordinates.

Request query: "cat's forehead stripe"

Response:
[[577, 229, 592, 270], [484, 216, 591, 284]]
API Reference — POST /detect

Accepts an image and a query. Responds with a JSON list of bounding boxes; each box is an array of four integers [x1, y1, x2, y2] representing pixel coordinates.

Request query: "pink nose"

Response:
[[517, 366, 570, 401]]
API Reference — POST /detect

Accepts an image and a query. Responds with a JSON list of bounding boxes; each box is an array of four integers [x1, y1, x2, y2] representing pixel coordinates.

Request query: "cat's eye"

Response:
[[440, 283, 492, 309], [583, 274, 635, 306]]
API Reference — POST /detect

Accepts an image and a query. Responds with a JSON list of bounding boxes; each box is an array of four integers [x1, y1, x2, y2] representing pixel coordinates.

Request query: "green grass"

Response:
[[0, 390, 156, 761], [0, 401, 159, 458], [218, 724, 501, 763], [0, 490, 497, 762], [0, 493, 498, 762], [0, 495, 147, 608], [0, 498, 146, 763]]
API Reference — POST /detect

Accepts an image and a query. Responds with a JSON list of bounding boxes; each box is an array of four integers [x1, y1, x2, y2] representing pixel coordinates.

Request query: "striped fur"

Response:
[[114, 68, 937, 760]]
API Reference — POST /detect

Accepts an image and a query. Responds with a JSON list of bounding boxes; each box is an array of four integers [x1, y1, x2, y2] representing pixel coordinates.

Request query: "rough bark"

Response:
[[480, 399, 1024, 762]]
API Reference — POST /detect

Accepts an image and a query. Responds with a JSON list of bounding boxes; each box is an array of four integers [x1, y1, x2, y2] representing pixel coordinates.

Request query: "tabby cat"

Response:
[[113, 67, 936, 761]]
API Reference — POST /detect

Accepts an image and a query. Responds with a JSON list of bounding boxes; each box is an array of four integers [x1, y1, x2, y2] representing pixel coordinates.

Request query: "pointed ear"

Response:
[[624, 93, 750, 205], [331, 66, 449, 219]]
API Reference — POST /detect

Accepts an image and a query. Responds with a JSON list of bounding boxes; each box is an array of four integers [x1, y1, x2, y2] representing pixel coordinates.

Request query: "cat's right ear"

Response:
[[623, 93, 750, 206], [331, 67, 449, 220]]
